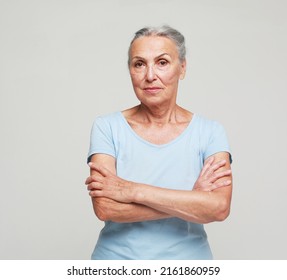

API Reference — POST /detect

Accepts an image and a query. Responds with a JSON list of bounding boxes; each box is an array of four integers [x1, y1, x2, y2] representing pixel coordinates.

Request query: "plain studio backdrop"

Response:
[[0, 0, 286, 260]]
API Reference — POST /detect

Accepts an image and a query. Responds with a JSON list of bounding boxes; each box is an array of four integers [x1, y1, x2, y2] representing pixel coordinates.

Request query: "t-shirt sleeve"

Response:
[[87, 116, 116, 163], [203, 120, 232, 163]]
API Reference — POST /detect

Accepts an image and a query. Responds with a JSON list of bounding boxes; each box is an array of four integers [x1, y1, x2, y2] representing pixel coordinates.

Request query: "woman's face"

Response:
[[129, 36, 186, 107]]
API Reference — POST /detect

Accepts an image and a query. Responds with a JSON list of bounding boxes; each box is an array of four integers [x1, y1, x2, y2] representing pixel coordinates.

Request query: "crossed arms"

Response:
[[85, 152, 232, 224]]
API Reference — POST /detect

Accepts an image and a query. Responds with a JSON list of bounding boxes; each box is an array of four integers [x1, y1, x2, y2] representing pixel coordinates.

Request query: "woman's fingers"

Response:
[[88, 162, 112, 177], [210, 179, 232, 191], [210, 169, 232, 183], [208, 159, 226, 174], [89, 189, 103, 198], [85, 163, 112, 186], [194, 157, 232, 192], [85, 174, 104, 185], [87, 181, 102, 191], [199, 156, 214, 176], [202, 159, 228, 180], [201, 157, 227, 177]]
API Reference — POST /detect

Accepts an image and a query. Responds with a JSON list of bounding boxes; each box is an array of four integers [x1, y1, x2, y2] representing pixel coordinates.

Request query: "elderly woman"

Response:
[[85, 25, 233, 260]]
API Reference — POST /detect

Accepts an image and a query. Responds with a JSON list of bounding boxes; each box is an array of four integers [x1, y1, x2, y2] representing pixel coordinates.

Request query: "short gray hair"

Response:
[[128, 25, 186, 65]]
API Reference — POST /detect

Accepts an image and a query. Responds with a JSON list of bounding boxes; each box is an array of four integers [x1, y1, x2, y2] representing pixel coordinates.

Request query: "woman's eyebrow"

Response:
[[155, 53, 170, 59], [131, 53, 171, 61], [131, 56, 145, 61]]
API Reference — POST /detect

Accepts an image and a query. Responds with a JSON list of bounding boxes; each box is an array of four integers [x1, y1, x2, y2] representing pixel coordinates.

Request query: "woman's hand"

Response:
[[193, 156, 232, 192], [85, 162, 133, 203]]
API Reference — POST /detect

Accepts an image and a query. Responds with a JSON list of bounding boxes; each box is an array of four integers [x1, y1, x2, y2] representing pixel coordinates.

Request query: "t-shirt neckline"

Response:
[[118, 111, 197, 148]]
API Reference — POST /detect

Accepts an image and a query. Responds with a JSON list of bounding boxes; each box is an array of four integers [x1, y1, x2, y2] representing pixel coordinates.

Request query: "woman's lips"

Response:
[[143, 87, 162, 94]]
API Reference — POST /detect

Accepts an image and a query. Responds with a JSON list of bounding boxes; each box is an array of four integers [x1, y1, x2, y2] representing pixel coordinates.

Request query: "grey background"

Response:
[[1, 0, 286, 259]]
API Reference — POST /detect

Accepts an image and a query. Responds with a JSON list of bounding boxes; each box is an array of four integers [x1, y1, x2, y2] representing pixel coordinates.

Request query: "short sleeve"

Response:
[[203, 120, 232, 163], [87, 116, 116, 163]]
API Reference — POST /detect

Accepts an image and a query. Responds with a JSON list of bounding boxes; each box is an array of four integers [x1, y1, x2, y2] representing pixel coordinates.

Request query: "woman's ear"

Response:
[[179, 59, 187, 80]]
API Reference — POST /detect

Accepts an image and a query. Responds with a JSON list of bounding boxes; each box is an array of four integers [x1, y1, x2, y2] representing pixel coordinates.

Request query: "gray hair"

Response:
[[128, 25, 186, 65]]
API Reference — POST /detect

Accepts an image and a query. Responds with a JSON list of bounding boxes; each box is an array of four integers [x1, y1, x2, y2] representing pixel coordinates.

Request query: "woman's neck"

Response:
[[136, 102, 177, 123]]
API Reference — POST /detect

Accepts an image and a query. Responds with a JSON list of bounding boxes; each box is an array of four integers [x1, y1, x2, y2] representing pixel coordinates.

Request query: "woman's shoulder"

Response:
[[192, 114, 226, 137], [95, 106, 139, 123], [90, 112, 124, 133]]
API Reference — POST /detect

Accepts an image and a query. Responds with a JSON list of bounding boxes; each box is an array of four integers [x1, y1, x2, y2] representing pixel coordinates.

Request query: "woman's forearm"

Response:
[[92, 184, 231, 224], [92, 197, 171, 223], [91, 180, 231, 224], [130, 182, 231, 224]]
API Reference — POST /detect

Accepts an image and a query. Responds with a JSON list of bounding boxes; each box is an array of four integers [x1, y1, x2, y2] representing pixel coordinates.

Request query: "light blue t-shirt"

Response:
[[88, 111, 231, 260]]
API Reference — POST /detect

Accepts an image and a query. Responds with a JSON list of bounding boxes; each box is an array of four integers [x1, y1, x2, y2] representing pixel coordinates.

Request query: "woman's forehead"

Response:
[[130, 36, 178, 58]]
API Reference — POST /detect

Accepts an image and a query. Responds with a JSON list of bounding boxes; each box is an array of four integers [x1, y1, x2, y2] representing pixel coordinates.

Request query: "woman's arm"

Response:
[[88, 154, 171, 222], [87, 152, 232, 223], [132, 152, 232, 224]]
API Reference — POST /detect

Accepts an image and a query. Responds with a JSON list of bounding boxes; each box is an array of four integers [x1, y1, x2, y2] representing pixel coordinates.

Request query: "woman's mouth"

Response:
[[143, 87, 162, 94]]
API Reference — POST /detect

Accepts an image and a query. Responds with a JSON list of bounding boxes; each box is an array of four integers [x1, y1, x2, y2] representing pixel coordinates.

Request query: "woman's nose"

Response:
[[146, 65, 157, 82]]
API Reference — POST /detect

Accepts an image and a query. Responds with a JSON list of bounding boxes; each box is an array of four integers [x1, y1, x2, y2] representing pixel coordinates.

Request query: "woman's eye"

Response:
[[134, 61, 144, 68], [158, 60, 168, 66]]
